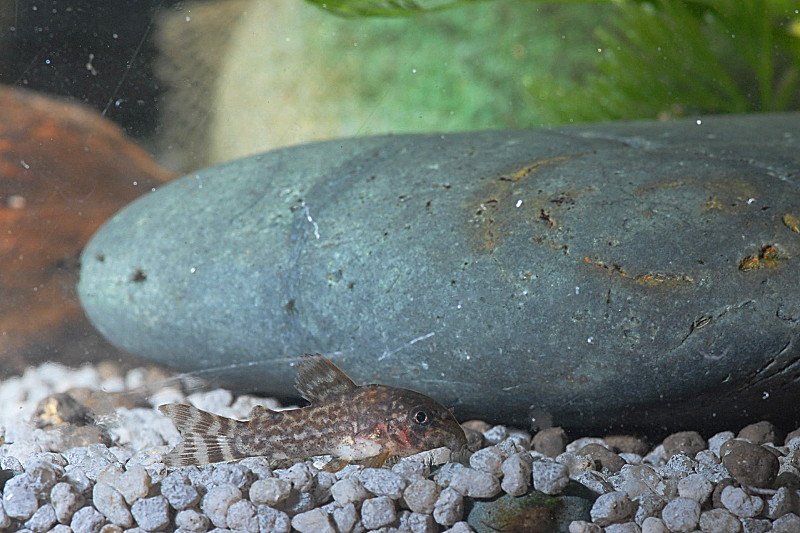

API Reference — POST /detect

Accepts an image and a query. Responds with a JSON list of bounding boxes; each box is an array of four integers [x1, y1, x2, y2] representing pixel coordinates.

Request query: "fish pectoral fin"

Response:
[[159, 403, 247, 467], [358, 450, 393, 469], [321, 458, 352, 473]]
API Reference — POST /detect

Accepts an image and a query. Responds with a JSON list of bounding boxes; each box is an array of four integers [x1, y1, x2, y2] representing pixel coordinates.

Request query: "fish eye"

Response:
[[410, 407, 431, 425]]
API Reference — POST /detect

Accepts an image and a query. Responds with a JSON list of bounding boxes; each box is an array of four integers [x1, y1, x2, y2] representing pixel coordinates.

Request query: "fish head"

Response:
[[359, 385, 467, 459]]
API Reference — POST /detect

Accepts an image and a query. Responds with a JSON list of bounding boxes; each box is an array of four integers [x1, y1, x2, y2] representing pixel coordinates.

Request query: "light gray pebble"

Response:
[[605, 523, 642, 533], [575, 470, 615, 495], [335, 464, 363, 480], [708, 431, 735, 457], [333, 503, 359, 533], [24, 502, 56, 533], [63, 444, 118, 481], [482, 425, 508, 445], [640, 516, 669, 533], [721, 486, 764, 518], [64, 466, 93, 494], [225, 499, 258, 533], [448, 466, 501, 498], [1, 454, 23, 472], [186, 466, 213, 488], [99, 523, 122, 533], [113, 466, 151, 505], [698, 508, 742, 533], [661, 497, 700, 532], [740, 517, 772, 533], [278, 489, 315, 516], [501, 452, 532, 496], [50, 525, 73, 533], [442, 522, 475, 533], [765, 486, 793, 519], [176, 509, 210, 532], [360, 468, 408, 499], [160, 471, 200, 510], [201, 483, 242, 528], [210, 463, 251, 490], [291, 507, 335, 533], [249, 477, 292, 506], [433, 487, 463, 526], [331, 477, 370, 506], [568, 437, 608, 454], [238, 456, 272, 479], [771, 512, 800, 533], [70, 506, 106, 533], [590, 491, 634, 526], [634, 494, 667, 525], [0, 500, 10, 529], [400, 510, 437, 533], [3, 474, 40, 520], [469, 447, 504, 476], [531, 460, 570, 495], [434, 462, 466, 488], [619, 453, 643, 465], [663, 453, 697, 476], [393, 457, 430, 481], [92, 482, 132, 527], [569, 520, 603, 533], [677, 473, 713, 504], [26, 460, 64, 498], [131, 495, 169, 531], [276, 462, 316, 493], [361, 496, 397, 530], [256, 504, 290, 533], [51, 481, 84, 523], [403, 478, 440, 514]]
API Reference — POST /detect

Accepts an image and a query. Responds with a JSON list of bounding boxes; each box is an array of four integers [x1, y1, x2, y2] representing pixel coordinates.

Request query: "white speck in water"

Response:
[[45, 59, 51, 64], [696, 119, 702, 125], [285, 37, 291, 42], [112, 33, 118, 39], [515, 199, 523, 208], [190, 267, 197, 274], [747, 197, 756, 205], [132, 181, 138, 186], [457, 303, 462, 309], [412, 68, 417, 74], [521, 290, 528, 296], [762, 391, 769, 399], [20, 160, 30, 169], [587, 336, 595, 344], [574, 286, 580, 295], [185, 16, 191, 22], [421, 362, 429, 370]]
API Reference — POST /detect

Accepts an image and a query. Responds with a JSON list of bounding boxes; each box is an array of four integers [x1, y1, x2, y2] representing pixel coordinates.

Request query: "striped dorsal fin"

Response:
[[294, 353, 358, 404]]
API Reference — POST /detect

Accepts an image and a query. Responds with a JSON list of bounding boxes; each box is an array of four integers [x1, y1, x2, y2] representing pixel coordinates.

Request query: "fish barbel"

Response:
[[159, 353, 467, 469]]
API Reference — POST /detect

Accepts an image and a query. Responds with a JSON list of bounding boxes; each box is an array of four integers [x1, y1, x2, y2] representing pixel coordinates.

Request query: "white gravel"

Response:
[[1, 361, 800, 532]]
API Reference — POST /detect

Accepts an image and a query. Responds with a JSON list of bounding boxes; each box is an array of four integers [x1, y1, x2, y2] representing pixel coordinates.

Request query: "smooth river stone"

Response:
[[79, 113, 800, 433]]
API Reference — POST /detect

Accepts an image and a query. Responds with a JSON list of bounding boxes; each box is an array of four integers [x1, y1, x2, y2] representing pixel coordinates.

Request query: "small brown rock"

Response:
[[577, 443, 626, 473], [721, 441, 779, 488], [784, 428, 800, 446], [532, 427, 568, 458], [662, 431, 706, 459], [738, 421, 781, 445], [604, 435, 650, 456]]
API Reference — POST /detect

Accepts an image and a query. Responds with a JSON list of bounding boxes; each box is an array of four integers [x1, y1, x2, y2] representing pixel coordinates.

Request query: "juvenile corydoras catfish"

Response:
[[159, 353, 467, 469]]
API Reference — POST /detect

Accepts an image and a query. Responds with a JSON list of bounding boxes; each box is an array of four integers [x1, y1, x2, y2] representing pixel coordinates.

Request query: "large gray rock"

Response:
[[79, 114, 800, 433]]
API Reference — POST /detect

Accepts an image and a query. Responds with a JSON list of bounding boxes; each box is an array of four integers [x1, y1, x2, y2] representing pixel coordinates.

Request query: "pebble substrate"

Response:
[[1, 363, 799, 533]]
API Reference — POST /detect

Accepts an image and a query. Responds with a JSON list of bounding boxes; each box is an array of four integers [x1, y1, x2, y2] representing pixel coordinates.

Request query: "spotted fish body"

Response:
[[159, 354, 467, 469]]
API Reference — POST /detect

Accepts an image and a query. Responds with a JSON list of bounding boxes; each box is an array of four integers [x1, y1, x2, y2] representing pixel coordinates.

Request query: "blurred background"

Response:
[[0, 0, 798, 377]]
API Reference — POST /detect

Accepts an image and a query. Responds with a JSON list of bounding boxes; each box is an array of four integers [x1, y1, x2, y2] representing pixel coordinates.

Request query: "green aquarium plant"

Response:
[[307, 0, 800, 124]]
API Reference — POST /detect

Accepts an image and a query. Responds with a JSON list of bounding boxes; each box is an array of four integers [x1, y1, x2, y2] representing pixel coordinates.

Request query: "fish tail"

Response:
[[159, 403, 247, 467]]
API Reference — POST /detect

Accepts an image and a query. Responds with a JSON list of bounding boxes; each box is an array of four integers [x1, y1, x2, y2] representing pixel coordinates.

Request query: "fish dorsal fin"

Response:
[[295, 353, 358, 403]]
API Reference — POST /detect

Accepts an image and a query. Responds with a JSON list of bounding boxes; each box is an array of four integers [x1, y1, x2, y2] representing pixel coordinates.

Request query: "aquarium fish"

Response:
[[159, 353, 467, 469]]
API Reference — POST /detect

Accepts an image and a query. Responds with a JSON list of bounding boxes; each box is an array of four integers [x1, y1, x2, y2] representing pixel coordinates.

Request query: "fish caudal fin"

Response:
[[159, 403, 246, 467]]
